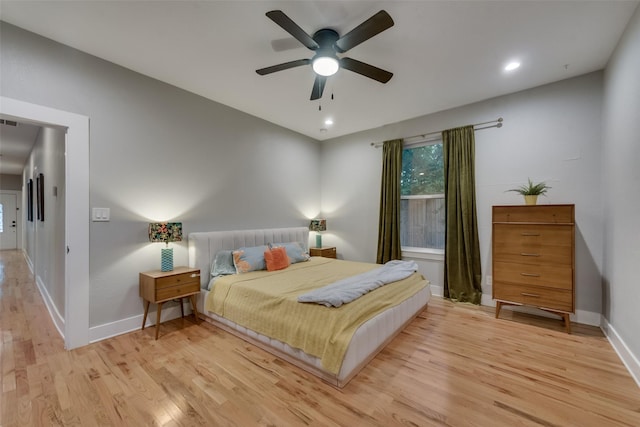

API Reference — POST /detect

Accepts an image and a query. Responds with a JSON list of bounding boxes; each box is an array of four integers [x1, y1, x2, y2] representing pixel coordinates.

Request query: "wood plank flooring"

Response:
[[1, 249, 639, 426]]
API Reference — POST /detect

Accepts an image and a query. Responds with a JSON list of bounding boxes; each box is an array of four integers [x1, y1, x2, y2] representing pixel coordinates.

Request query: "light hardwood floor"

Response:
[[1, 249, 639, 426]]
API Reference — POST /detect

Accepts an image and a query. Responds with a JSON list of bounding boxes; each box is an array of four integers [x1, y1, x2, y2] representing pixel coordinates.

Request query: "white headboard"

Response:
[[188, 227, 309, 288]]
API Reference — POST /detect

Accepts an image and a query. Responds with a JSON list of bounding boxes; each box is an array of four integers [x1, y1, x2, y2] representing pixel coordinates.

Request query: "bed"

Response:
[[188, 227, 431, 387]]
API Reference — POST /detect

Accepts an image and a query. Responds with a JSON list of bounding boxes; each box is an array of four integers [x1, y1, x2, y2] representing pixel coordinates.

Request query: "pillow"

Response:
[[264, 246, 290, 271], [210, 250, 236, 277], [271, 242, 310, 264], [232, 245, 268, 273]]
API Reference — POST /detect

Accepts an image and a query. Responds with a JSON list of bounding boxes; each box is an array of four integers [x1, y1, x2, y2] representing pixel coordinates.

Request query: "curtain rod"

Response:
[[370, 117, 503, 148]]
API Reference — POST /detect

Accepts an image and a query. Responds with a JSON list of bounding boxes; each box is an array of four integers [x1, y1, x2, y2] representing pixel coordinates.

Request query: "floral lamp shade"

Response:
[[148, 222, 182, 271], [148, 222, 183, 244], [309, 219, 327, 248], [309, 219, 326, 232]]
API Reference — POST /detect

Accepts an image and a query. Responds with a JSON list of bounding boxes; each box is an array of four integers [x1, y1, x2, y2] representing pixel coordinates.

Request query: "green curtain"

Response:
[[442, 126, 482, 304], [376, 139, 403, 264]]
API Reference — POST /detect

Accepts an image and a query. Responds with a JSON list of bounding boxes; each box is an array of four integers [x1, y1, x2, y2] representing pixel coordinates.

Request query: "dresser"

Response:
[[492, 205, 575, 332]]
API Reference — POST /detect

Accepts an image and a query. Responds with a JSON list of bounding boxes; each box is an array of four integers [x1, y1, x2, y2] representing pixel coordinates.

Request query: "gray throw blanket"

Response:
[[298, 260, 418, 307]]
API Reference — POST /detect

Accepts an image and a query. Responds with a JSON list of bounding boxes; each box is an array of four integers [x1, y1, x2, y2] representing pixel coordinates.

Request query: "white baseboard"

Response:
[[89, 301, 194, 343], [601, 318, 640, 389], [22, 249, 34, 274], [34, 275, 65, 340]]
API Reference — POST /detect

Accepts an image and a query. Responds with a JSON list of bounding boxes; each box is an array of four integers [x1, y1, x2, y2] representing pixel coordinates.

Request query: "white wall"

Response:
[[0, 22, 320, 333], [601, 5, 640, 379], [321, 72, 605, 323]]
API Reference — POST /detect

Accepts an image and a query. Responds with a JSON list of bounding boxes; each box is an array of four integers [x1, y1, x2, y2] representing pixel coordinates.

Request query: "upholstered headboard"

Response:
[[188, 227, 309, 288]]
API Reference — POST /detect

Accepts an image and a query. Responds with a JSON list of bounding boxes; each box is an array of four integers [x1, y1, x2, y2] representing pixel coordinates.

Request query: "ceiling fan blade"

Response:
[[335, 10, 394, 53], [266, 10, 319, 51], [339, 57, 393, 83], [256, 59, 310, 75], [310, 75, 327, 100]]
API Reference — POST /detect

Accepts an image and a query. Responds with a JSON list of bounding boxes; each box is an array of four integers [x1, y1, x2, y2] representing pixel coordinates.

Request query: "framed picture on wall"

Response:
[[27, 178, 33, 222], [36, 173, 44, 222]]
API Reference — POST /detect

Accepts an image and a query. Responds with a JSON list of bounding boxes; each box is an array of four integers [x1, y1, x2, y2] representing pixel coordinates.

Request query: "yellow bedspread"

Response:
[[205, 257, 428, 374]]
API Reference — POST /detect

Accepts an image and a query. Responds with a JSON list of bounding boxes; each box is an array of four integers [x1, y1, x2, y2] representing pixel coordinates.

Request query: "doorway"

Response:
[[0, 96, 89, 349], [0, 193, 18, 249]]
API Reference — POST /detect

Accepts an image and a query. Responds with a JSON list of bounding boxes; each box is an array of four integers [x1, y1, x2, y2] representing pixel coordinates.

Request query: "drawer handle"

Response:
[[521, 232, 540, 236], [521, 292, 540, 298], [191, 274, 200, 278], [520, 253, 540, 257], [520, 273, 540, 277]]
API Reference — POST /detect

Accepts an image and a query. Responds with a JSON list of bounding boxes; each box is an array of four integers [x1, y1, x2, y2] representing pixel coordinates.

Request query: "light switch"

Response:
[[92, 207, 110, 222]]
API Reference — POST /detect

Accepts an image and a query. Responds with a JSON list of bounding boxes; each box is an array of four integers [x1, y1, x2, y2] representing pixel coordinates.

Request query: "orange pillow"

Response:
[[264, 246, 290, 271]]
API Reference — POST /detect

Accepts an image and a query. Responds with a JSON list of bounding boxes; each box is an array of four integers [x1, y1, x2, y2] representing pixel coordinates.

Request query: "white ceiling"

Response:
[[0, 0, 638, 148]]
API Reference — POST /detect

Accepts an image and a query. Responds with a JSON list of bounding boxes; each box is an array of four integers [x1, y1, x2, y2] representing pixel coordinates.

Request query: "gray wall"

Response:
[[0, 22, 320, 328], [321, 72, 605, 323], [602, 5, 640, 366], [23, 127, 66, 315]]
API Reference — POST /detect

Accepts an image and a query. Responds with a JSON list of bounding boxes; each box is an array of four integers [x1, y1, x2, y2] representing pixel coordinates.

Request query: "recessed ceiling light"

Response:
[[504, 61, 521, 72], [324, 119, 334, 126]]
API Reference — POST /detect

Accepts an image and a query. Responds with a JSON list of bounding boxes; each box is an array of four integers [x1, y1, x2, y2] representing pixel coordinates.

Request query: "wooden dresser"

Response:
[[492, 204, 575, 332]]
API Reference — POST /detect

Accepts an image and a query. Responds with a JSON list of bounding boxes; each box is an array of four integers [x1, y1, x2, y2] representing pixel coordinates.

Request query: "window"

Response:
[[400, 142, 445, 250]]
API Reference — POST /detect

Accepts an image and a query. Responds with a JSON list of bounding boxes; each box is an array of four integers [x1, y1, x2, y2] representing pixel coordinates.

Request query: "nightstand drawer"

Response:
[[156, 282, 200, 301], [310, 247, 337, 258], [156, 272, 200, 289]]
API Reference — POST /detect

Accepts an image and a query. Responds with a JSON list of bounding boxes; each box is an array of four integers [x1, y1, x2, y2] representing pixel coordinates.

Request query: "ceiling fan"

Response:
[[256, 10, 394, 100]]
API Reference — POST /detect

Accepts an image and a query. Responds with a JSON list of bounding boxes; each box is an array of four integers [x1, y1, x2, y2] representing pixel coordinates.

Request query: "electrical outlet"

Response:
[[486, 275, 492, 286]]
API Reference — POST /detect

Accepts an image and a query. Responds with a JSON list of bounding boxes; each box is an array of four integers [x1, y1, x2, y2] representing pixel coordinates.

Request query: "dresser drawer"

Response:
[[156, 272, 200, 289], [493, 224, 573, 265], [494, 261, 573, 290], [493, 205, 574, 223], [494, 283, 573, 312]]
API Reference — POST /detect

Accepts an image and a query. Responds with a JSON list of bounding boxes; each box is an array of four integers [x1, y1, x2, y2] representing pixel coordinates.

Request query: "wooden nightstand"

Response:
[[309, 247, 337, 259], [139, 266, 201, 339]]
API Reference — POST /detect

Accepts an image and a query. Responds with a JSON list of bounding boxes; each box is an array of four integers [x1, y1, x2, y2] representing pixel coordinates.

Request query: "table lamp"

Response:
[[148, 222, 182, 271], [309, 218, 327, 248]]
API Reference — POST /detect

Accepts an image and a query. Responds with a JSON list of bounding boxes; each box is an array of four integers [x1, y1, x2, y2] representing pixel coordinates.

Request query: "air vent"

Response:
[[0, 119, 18, 126]]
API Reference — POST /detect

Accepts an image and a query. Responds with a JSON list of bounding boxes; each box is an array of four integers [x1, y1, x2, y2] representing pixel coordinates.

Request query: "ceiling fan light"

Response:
[[312, 56, 339, 76]]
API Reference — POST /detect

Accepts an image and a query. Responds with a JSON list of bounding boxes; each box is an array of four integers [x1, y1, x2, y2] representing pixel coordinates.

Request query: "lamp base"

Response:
[[161, 248, 173, 271], [315, 234, 322, 248]]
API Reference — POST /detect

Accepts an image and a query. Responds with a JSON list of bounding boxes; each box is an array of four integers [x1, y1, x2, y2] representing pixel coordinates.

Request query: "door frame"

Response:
[[1, 96, 89, 349]]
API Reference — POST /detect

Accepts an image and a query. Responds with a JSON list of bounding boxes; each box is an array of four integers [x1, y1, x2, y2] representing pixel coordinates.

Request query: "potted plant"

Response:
[[506, 178, 551, 205]]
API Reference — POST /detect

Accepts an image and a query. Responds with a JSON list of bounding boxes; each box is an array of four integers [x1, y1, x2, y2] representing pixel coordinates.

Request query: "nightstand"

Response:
[[309, 247, 337, 259], [139, 266, 201, 339]]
